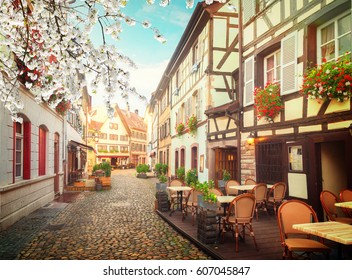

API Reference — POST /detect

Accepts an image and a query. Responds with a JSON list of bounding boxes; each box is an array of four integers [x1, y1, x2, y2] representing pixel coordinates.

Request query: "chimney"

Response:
[[135, 109, 139, 115]]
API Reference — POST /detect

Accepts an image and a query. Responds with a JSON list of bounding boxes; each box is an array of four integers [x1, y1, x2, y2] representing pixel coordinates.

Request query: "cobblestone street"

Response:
[[0, 170, 211, 260]]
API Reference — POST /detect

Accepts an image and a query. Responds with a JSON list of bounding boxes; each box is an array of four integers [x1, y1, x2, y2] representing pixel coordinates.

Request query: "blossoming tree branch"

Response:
[[0, 0, 227, 122]]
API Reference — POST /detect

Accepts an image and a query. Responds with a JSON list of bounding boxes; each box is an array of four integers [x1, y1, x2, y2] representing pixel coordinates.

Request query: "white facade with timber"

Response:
[[240, 0, 352, 219]]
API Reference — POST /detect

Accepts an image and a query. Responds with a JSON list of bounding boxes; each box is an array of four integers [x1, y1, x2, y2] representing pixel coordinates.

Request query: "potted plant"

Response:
[[187, 115, 198, 136], [185, 168, 198, 187], [176, 122, 185, 137], [218, 169, 231, 195], [253, 82, 283, 123], [301, 54, 352, 103], [154, 163, 163, 177], [136, 163, 149, 178], [176, 166, 185, 182], [156, 174, 168, 192], [195, 180, 217, 210], [99, 161, 112, 189]]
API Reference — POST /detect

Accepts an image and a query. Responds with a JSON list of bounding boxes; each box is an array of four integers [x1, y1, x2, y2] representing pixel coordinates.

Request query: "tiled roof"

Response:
[[120, 109, 147, 132]]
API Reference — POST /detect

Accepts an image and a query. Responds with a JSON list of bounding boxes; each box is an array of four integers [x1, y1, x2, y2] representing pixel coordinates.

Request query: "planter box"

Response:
[[156, 182, 167, 192], [100, 177, 111, 187], [73, 181, 86, 187], [136, 173, 148, 179]]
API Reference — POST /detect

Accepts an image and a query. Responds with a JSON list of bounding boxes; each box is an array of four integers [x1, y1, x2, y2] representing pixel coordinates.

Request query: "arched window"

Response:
[[191, 146, 198, 170], [175, 149, 179, 172], [180, 148, 185, 168], [39, 125, 48, 176]]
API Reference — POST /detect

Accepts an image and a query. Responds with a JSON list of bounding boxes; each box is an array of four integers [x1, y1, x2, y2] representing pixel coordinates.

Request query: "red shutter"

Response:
[[39, 127, 46, 176], [23, 122, 31, 179]]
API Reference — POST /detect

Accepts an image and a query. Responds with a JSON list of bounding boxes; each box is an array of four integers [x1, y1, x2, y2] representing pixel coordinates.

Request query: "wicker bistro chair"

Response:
[[320, 190, 352, 224], [277, 200, 330, 259], [245, 178, 256, 185], [266, 182, 287, 216], [182, 188, 203, 226], [168, 179, 185, 211], [225, 180, 240, 196], [221, 193, 258, 252], [250, 183, 268, 220], [339, 189, 352, 218]]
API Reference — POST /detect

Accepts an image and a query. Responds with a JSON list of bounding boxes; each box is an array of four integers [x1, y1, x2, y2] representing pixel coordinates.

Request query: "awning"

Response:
[[149, 152, 156, 157], [69, 140, 95, 151]]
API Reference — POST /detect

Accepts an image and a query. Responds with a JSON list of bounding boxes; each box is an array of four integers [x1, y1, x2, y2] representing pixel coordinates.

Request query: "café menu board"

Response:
[[288, 145, 303, 172]]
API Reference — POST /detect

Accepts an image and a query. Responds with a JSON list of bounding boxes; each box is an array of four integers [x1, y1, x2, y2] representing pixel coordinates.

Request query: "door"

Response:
[[214, 148, 237, 188]]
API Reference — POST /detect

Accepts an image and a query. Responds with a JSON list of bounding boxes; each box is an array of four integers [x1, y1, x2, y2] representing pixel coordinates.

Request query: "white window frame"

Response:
[[15, 122, 23, 179], [264, 49, 281, 85], [317, 12, 351, 63]]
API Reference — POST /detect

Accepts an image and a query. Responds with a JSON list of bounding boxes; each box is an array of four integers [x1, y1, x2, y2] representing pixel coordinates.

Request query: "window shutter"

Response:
[[281, 32, 297, 95], [243, 0, 256, 23], [244, 56, 254, 105], [23, 122, 31, 179]]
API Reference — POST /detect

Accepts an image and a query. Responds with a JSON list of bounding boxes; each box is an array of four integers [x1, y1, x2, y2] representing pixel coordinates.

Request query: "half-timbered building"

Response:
[[240, 0, 352, 218]]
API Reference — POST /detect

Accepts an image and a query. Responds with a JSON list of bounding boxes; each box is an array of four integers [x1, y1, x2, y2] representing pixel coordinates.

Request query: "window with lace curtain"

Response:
[[317, 12, 351, 63]]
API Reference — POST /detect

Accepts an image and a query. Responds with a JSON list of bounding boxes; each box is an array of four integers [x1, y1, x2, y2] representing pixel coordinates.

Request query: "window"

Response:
[[109, 123, 118, 130], [175, 150, 179, 172], [109, 134, 119, 140], [256, 142, 284, 184], [180, 148, 185, 168], [120, 135, 128, 141], [318, 13, 351, 62], [38, 126, 47, 176], [15, 122, 23, 178], [109, 146, 118, 153], [120, 146, 129, 153], [97, 145, 108, 152], [191, 146, 198, 170], [264, 50, 281, 84], [192, 41, 199, 65]]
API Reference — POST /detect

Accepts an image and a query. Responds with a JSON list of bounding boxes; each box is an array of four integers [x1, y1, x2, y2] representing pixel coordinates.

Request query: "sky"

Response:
[[90, 1, 198, 116]]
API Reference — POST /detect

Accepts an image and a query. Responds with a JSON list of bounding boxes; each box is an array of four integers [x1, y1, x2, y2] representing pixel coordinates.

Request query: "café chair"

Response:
[[245, 178, 256, 185], [251, 183, 268, 220], [267, 182, 287, 216], [277, 200, 330, 259], [225, 179, 240, 196], [221, 193, 258, 252], [339, 189, 352, 217], [320, 190, 352, 224], [168, 179, 185, 211], [182, 188, 203, 226]]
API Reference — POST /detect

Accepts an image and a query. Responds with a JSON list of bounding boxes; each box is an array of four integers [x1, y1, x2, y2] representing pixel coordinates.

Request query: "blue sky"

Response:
[[90, 1, 197, 115]]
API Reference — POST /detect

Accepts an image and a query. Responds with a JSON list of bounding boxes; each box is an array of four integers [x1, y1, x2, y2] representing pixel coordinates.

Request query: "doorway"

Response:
[[214, 148, 237, 187]]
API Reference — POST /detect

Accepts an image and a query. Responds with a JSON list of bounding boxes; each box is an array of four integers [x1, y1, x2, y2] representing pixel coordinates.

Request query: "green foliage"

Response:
[[158, 174, 168, 183], [222, 169, 231, 181], [92, 162, 112, 177], [185, 168, 198, 187], [136, 163, 149, 174], [155, 163, 163, 176], [176, 167, 185, 181], [161, 164, 168, 175], [100, 161, 112, 177], [195, 180, 217, 203]]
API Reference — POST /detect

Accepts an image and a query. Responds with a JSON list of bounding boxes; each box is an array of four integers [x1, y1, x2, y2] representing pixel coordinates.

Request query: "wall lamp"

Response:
[[247, 131, 257, 145]]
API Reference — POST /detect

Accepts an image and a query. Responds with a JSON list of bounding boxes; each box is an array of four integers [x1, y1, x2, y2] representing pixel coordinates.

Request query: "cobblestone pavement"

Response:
[[0, 170, 211, 260]]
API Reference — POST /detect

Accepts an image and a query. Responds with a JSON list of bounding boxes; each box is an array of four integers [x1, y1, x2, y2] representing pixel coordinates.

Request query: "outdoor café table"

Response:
[[228, 184, 273, 194], [292, 221, 352, 258], [167, 186, 192, 216], [217, 195, 236, 217], [335, 201, 352, 209]]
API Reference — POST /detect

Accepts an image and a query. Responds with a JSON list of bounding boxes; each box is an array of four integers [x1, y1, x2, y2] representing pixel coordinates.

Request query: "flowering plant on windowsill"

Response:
[[187, 115, 198, 136], [254, 82, 283, 123], [300, 54, 352, 103], [176, 122, 185, 136]]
